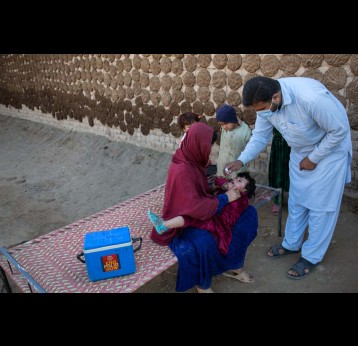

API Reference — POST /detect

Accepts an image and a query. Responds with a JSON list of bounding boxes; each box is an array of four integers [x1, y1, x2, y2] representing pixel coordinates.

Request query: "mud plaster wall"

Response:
[[0, 54, 357, 195]]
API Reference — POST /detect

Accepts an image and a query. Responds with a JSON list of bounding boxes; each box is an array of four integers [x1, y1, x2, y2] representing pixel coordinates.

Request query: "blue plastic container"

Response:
[[83, 227, 136, 282]]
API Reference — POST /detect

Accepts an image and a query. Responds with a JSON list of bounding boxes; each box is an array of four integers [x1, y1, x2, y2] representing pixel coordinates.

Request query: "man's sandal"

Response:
[[266, 243, 300, 259], [286, 257, 316, 280]]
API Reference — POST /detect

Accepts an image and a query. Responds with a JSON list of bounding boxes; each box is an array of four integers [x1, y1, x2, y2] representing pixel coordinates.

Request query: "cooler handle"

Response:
[[77, 252, 85, 263], [76, 237, 142, 263], [132, 237, 142, 253]]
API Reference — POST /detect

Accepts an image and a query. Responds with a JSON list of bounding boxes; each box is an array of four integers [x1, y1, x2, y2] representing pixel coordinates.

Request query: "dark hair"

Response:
[[237, 172, 256, 199], [177, 112, 201, 131], [242, 76, 280, 107]]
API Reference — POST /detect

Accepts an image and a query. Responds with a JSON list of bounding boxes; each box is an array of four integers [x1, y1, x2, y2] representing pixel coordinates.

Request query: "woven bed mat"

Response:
[[0, 183, 280, 293], [0, 184, 177, 293]]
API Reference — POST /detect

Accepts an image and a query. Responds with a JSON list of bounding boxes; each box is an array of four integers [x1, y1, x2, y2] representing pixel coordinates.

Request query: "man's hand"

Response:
[[299, 157, 317, 171], [223, 160, 244, 176]]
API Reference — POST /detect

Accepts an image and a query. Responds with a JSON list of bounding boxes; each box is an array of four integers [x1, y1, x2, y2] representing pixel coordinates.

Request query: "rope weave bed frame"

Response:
[[0, 183, 282, 293]]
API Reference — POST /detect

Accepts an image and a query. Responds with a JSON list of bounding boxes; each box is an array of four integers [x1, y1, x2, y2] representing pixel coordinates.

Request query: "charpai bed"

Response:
[[0, 183, 282, 293]]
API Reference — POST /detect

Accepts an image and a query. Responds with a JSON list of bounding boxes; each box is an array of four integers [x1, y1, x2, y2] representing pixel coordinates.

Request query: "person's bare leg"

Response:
[[163, 216, 184, 229], [148, 210, 184, 234]]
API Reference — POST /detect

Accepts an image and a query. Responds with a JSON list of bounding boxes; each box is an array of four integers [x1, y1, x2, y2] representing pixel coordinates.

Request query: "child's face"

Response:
[[231, 177, 248, 192], [183, 124, 191, 133], [218, 122, 238, 131]]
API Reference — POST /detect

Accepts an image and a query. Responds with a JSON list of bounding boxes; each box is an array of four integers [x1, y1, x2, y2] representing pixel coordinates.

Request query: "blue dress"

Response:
[[168, 205, 258, 291]]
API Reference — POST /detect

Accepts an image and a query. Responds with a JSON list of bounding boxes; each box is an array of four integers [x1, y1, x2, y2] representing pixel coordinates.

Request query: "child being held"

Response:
[[148, 172, 256, 256]]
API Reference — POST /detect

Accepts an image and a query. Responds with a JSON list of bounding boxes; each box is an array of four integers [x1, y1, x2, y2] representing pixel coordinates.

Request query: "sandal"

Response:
[[223, 269, 255, 283], [267, 243, 299, 259], [286, 257, 316, 280], [147, 209, 168, 234], [272, 204, 280, 216], [196, 286, 214, 293]]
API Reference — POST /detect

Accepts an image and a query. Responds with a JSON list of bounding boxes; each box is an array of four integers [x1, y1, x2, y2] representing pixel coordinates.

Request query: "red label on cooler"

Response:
[[101, 254, 120, 272]]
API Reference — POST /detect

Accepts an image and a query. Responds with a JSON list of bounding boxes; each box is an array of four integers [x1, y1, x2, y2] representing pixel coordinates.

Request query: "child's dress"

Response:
[[184, 177, 249, 256]]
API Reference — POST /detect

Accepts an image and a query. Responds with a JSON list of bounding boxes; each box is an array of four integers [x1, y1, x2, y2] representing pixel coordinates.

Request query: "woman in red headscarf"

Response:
[[150, 121, 258, 293]]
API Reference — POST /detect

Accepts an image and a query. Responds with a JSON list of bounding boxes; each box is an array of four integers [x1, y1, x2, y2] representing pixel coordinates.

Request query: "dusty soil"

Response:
[[1, 113, 357, 293]]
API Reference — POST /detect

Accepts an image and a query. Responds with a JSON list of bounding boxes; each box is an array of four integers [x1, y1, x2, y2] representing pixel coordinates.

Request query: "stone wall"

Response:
[[0, 54, 357, 195]]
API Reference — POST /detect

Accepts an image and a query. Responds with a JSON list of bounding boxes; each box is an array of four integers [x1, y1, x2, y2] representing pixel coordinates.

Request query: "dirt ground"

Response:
[[1, 113, 357, 293]]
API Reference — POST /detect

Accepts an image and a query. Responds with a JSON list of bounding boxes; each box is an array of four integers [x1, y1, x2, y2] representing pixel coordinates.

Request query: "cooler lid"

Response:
[[84, 226, 131, 250]]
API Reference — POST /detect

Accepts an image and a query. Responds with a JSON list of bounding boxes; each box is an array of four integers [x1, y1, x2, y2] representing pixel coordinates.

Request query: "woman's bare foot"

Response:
[[223, 268, 255, 283], [196, 286, 214, 293]]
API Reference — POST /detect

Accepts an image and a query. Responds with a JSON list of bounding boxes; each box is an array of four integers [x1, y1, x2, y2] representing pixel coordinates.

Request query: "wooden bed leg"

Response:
[[278, 188, 283, 237], [0, 266, 12, 293]]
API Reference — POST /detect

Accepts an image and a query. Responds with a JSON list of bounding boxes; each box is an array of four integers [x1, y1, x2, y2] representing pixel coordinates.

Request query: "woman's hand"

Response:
[[222, 181, 234, 191], [207, 174, 217, 186], [225, 187, 241, 203]]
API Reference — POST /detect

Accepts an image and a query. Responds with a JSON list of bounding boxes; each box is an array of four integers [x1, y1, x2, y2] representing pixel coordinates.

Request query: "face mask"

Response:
[[256, 101, 279, 119], [256, 108, 274, 119]]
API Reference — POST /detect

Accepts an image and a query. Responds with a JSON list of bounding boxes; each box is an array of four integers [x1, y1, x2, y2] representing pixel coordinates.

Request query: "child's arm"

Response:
[[214, 176, 227, 186], [214, 177, 235, 192]]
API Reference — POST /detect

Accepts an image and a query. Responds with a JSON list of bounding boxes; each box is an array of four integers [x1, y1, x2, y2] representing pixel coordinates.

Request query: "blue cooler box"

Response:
[[82, 227, 137, 282]]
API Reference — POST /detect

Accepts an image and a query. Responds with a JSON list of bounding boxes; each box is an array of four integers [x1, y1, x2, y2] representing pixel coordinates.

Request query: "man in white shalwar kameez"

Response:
[[224, 76, 352, 280]]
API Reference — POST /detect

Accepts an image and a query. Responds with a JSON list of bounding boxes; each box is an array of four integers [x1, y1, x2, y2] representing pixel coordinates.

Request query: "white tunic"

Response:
[[217, 121, 252, 179], [239, 77, 352, 212]]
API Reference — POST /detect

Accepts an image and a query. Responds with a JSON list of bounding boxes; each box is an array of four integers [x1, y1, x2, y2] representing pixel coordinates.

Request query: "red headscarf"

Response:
[[150, 122, 218, 245]]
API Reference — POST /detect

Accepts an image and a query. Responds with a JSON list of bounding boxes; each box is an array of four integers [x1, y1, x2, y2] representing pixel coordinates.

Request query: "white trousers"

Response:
[[282, 200, 342, 264]]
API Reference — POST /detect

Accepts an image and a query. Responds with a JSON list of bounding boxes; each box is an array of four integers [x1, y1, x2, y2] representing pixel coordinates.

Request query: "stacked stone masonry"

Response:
[[0, 54, 357, 196]]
